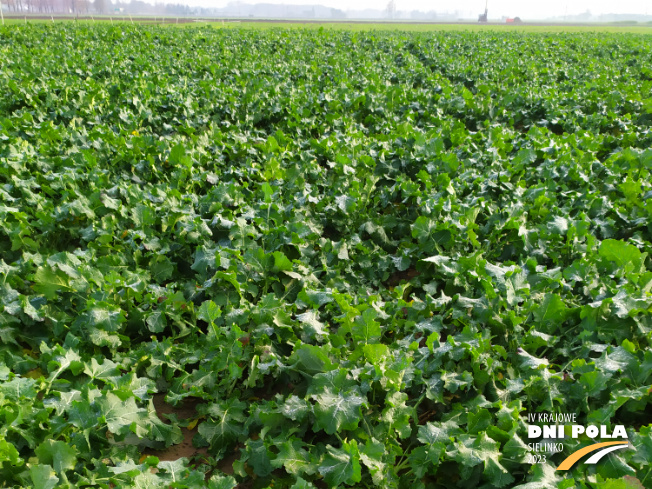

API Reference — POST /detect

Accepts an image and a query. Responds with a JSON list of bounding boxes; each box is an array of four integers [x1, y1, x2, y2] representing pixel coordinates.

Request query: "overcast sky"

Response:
[[202, 0, 651, 18]]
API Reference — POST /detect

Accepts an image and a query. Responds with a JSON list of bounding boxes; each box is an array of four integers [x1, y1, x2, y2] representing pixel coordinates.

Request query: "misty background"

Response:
[[2, 0, 651, 22]]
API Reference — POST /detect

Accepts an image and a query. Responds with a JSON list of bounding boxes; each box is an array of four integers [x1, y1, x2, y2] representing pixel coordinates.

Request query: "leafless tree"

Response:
[[386, 0, 396, 19]]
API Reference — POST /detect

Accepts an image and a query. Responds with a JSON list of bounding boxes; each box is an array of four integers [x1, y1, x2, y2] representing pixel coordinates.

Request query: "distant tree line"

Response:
[[3, 0, 101, 14], [3, 0, 87, 13], [0, 0, 483, 19], [1, 0, 194, 15]]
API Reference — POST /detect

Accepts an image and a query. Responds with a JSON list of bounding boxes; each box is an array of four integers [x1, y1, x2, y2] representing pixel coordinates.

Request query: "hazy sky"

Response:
[[204, 0, 651, 18]]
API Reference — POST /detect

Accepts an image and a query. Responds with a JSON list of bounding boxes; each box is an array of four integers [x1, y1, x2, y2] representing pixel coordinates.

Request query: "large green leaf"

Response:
[[318, 441, 362, 487]]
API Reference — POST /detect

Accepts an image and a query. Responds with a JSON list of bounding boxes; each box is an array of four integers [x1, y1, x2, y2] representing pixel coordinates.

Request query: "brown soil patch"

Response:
[[147, 394, 241, 476], [147, 394, 208, 462], [385, 266, 420, 288], [153, 393, 202, 420]]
